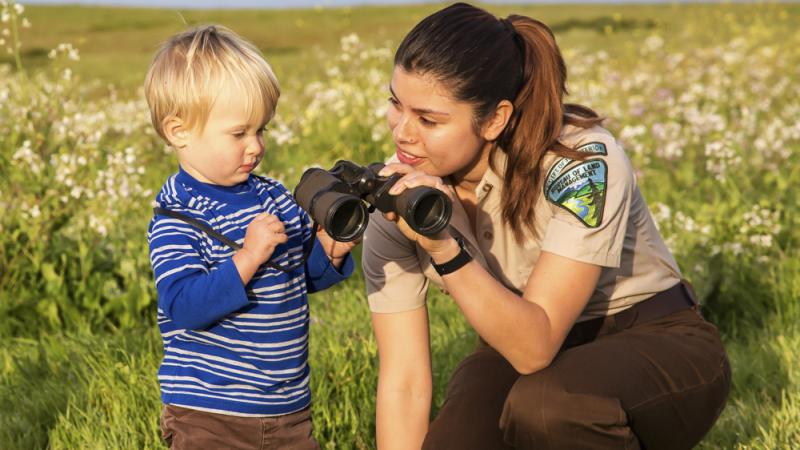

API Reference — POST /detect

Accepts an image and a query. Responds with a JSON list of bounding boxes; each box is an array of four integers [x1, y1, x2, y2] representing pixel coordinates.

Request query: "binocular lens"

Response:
[[411, 193, 450, 235], [314, 192, 367, 242], [392, 187, 452, 236]]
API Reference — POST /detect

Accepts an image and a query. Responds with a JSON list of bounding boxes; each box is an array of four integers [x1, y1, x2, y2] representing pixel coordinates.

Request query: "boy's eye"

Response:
[[232, 131, 246, 138]]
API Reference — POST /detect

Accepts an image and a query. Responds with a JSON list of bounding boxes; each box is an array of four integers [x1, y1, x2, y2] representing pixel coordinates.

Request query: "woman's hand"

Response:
[[378, 163, 456, 259]]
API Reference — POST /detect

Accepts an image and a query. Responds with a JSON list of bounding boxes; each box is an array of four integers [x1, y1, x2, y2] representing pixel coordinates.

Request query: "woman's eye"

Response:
[[388, 97, 399, 107], [419, 117, 436, 126]]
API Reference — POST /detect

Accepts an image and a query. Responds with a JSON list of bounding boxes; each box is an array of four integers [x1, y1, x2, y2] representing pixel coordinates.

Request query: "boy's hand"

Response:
[[316, 227, 359, 269], [244, 213, 288, 263], [233, 213, 288, 284]]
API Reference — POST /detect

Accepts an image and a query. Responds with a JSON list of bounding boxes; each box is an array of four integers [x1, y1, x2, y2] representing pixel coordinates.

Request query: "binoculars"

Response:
[[294, 160, 452, 242]]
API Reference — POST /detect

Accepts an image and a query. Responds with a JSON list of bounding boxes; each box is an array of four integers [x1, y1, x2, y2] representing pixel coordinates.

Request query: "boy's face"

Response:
[[176, 83, 268, 186]]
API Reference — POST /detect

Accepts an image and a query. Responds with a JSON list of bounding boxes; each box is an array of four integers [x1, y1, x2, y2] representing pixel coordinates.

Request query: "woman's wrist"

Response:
[[427, 237, 461, 265]]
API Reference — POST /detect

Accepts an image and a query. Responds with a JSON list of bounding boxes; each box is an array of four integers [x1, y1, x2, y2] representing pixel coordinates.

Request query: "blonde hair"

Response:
[[144, 24, 280, 143]]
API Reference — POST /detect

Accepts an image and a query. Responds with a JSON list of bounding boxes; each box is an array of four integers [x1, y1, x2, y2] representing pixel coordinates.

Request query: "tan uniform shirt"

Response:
[[362, 124, 681, 322]]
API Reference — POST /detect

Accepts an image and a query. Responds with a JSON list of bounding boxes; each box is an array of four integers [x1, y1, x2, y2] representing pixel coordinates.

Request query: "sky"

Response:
[[19, 0, 725, 9]]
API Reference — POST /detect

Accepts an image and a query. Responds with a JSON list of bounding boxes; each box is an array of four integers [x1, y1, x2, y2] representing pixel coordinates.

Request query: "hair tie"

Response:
[[500, 17, 525, 96], [500, 18, 525, 58], [500, 18, 517, 37]]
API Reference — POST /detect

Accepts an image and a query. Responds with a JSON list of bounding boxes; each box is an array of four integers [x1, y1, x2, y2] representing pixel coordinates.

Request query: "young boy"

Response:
[[144, 25, 355, 449]]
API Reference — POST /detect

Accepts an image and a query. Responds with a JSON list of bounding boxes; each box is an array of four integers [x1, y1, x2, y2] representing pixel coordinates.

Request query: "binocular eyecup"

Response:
[[294, 161, 452, 242]]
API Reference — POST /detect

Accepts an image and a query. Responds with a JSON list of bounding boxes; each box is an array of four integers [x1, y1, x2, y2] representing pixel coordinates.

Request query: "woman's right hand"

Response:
[[378, 163, 458, 260]]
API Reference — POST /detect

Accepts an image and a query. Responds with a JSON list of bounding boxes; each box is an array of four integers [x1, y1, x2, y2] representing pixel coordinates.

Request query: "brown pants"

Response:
[[160, 404, 320, 450], [423, 305, 731, 449]]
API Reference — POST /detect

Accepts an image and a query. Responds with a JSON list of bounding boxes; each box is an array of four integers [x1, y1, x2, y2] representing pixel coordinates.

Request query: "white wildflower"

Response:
[[643, 35, 664, 53]]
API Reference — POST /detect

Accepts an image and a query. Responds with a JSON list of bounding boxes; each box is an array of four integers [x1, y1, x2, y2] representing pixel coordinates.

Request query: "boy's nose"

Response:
[[245, 138, 264, 156]]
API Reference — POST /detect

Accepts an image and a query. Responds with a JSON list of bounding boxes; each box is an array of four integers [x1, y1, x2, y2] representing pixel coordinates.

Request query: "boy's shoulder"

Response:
[[250, 174, 291, 196], [149, 173, 222, 235], [250, 175, 304, 210]]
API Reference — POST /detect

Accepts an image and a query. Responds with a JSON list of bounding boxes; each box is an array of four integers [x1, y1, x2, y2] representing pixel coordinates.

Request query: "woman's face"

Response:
[[387, 66, 488, 181]]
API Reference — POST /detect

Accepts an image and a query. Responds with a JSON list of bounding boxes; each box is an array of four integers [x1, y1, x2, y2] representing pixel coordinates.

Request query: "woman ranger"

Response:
[[362, 3, 730, 449]]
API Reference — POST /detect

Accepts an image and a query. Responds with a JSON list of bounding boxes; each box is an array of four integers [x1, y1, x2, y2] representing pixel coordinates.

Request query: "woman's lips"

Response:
[[396, 148, 423, 165]]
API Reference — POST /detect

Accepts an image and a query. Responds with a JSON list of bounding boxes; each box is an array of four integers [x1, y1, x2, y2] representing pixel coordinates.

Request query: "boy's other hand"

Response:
[[243, 213, 289, 264], [316, 228, 359, 270], [233, 213, 288, 285]]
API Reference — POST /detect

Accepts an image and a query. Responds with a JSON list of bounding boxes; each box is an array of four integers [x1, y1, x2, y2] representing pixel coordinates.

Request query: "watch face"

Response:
[[457, 237, 469, 255]]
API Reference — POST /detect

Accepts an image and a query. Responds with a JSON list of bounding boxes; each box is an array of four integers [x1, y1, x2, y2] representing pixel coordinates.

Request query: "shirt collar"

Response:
[[175, 166, 256, 205]]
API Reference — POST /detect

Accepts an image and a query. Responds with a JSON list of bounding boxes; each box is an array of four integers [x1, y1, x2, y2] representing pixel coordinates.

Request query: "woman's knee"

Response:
[[499, 371, 553, 445], [500, 371, 639, 449]]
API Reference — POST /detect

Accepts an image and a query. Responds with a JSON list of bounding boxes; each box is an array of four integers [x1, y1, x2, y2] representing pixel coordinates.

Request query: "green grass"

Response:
[[0, 280, 474, 450], [1, 2, 799, 449], [9, 3, 795, 92]]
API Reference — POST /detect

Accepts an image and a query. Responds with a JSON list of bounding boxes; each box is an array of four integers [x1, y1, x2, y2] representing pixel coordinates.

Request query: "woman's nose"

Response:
[[393, 115, 416, 144]]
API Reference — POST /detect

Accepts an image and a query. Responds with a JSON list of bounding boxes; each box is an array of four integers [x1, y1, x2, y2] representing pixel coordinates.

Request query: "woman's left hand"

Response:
[[378, 163, 457, 259]]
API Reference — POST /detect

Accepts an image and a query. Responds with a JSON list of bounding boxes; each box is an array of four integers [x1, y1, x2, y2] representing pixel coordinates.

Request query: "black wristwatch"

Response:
[[431, 237, 473, 276]]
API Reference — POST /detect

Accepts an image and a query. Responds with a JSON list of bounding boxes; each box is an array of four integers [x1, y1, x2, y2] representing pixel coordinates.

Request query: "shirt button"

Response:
[[483, 231, 493, 240]]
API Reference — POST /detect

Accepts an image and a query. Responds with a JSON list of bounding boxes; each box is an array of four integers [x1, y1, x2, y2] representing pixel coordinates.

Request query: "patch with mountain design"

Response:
[[545, 159, 608, 228]]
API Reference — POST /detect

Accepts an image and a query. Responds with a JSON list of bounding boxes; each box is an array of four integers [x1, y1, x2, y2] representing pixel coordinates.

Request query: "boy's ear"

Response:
[[163, 116, 190, 148], [480, 100, 514, 142]]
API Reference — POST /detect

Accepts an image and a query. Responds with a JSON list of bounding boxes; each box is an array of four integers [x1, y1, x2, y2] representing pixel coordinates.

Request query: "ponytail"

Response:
[[496, 16, 602, 241]]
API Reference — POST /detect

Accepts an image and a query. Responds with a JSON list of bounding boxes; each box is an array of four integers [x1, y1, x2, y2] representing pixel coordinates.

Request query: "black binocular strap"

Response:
[[154, 207, 317, 273]]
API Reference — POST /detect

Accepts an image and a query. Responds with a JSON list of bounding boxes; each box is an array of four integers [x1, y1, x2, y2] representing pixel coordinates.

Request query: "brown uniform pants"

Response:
[[160, 404, 320, 450], [423, 284, 731, 450]]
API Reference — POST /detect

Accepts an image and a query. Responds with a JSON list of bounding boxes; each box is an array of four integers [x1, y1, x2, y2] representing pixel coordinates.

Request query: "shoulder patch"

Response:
[[544, 142, 608, 191], [545, 159, 607, 228], [575, 141, 607, 155]]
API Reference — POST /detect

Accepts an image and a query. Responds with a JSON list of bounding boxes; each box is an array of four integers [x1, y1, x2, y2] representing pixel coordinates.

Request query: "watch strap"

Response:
[[431, 238, 472, 276]]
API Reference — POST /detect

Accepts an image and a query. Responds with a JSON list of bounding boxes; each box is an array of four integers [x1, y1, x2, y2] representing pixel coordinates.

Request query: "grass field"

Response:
[[1, 1, 799, 448]]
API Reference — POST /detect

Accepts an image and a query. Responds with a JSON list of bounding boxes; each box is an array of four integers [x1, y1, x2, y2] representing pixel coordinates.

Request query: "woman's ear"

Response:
[[480, 100, 514, 142], [163, 116, 190, 148]]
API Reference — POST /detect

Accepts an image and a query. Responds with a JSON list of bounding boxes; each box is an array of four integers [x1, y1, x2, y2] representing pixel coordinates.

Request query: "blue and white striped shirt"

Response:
[[148, 167, 353, 416]]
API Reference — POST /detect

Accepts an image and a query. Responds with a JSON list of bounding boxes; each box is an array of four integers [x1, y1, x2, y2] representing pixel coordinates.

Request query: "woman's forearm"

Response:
[[430, 244, 599, 374], [375, 376, 432, 449], [440, 261, 554, 373], [371, 308, 433, 449]]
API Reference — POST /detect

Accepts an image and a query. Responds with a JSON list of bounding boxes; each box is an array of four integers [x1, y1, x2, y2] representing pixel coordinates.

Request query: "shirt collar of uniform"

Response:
[[442, 149, 507, 201], [441, 150, 507, 261], [477, 149, 507, 202]]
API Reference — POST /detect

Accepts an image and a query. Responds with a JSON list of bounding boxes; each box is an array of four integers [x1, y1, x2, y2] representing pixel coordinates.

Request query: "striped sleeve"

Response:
[[304, 238, 354, 293], [148, 214, 250, 330]]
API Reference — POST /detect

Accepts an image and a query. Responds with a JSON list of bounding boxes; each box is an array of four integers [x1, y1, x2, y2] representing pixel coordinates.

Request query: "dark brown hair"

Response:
[[395, 3, 602, 240]]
